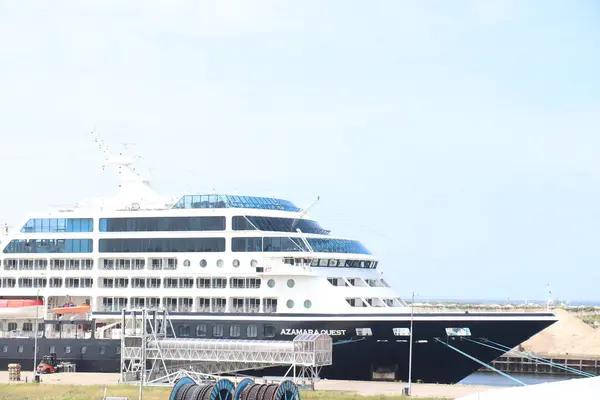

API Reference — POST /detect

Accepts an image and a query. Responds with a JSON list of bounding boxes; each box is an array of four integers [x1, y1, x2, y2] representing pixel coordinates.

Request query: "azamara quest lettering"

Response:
[[280, 328, 346, 336]]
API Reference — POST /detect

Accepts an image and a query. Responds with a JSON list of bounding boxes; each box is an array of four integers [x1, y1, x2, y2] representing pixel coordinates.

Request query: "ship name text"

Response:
[[280, 329, 346, 336]]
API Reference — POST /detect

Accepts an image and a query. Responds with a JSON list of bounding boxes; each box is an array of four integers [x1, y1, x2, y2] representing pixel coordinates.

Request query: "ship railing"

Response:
[[412, 306, 547, 313], [229, 306, 261, 313], [0, 331, 44, 339], [44, 332, 93, 339]]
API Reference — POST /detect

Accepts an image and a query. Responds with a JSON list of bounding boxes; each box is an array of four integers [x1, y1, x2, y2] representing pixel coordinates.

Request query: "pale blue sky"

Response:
[[0, 1, 599, 302]]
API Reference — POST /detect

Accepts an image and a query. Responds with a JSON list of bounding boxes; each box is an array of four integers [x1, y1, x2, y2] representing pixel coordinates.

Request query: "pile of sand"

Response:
[[570, 328, 600, 355], [521, 309, 600, 356]]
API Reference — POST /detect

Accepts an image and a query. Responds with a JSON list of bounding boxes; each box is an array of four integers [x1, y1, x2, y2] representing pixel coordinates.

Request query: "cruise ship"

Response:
[[0, 133, 557, 383]]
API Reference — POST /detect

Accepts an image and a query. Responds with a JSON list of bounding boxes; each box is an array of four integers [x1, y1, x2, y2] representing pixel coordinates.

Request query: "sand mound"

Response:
[[521, 309, 599, 356], [570, 328, 600, 355]]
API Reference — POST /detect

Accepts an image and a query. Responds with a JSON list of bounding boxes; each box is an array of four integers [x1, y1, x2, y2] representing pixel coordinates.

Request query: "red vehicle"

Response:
[[36, 353, 64, 374]]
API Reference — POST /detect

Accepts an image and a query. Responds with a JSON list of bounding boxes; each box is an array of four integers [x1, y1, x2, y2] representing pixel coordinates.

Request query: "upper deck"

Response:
[[172, 195, 302, 213]]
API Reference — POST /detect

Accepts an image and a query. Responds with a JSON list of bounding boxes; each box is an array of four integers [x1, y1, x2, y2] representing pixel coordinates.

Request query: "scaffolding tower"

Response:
[[120, 309, 333, 386]]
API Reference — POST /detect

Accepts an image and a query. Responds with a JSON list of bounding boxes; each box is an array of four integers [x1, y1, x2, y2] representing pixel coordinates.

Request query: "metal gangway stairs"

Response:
[[119, 309, 333, 386]]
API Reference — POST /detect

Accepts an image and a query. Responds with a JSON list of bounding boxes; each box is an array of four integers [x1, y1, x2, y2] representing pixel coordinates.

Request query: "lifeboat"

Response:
[[52, 304, 91, 315], [0, 299, 44, 318]]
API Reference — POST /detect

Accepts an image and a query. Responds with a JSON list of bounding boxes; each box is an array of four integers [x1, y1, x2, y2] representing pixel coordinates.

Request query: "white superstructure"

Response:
[[0, 132, 405, 339]]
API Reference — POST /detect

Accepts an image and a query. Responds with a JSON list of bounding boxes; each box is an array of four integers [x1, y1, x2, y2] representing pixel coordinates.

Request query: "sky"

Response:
[[0, 1, 599, 302]]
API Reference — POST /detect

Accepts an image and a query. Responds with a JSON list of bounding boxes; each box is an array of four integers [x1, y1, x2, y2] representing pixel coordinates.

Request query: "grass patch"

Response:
[[0, 384, 448, 400]]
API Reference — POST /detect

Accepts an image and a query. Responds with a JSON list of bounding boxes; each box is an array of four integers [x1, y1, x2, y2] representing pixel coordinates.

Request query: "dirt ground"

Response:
[[0, 371, 493, 399]]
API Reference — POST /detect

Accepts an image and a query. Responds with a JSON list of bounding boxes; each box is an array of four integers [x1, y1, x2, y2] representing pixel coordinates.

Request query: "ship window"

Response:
[[307, 238, 371, 255], [445, 327, 472, 337], [81, 346, 87, 354], [264, 298, 277, 313], [263, 237, 307, 252], [99, 238, 225, 253], [22, 322, 32, 332], [212, 324, 224, 337], [99, 346, 105, 355], [49, 346, 55, 354], [217, 259, 224, 268], [197, 278, 211, 289], [247, 278, 261, 288], [8, 323, 17, 331], [232, 238, 263, 252], [230, 278, 245, 289], [2, 239, 93, 254], [246, 325, 258, 338], [3, 259, 17, 270], [287, 279, 295, 288], [196, 324, 207, 337], [212, 278, 227, 288], [1, 345, 7, 353], [251, 259, 258, 267], [232, 259, 240, 268], [230, 325, 241, 337], [232, 216, 330, 235], [50, 278, 62, 288], [286, 300, 294, 309], [183, 259, 190, 267], [18, 346, 23, 353], [356, 328, 373, 336], [393, 328, 410, 336], [173, 195, 301, 211], [264, 325, 276, 338], [99, 217, 226, 232], [304, 300, 312, 309], [65, 346, 71, 354], [179, 326, 191, 337], [200, 259, 207, 268], [116, 347, 121, 354], [21, 218, 93, 233], [267, 279, 275, 288]]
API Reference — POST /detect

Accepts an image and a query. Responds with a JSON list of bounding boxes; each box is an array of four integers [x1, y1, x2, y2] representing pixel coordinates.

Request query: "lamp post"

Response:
[[407, 291, 415, 396], [33, 288, 40, 375]]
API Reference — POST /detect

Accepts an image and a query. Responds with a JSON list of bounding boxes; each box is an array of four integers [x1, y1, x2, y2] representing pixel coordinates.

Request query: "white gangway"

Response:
[[119, 309, 333, 386]]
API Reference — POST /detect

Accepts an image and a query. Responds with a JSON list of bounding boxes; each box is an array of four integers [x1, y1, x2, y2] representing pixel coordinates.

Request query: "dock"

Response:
[[486, 353, 600, 376]]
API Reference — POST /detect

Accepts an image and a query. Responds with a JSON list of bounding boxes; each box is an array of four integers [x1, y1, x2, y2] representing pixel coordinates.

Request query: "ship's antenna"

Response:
[[291, 196, 320, 231]]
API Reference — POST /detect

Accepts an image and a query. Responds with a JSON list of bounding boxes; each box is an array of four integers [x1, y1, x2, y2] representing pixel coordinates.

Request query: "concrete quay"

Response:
[[0, 371, 493, 399]]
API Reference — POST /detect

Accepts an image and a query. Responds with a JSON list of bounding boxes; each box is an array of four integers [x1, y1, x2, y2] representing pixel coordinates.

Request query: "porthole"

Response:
[[17, 345, 23, 353], [286, 300, 294, 309], [49, 346, 55, 353], [81, 346, 87, 354], [99, 346, 106, 355], [251, 259, 258, 267], [287, 279, 295, 288], [1, 345, 7, 353], [65, 346, 71, 354], [217, 259, 224, 268], [183, 259, 191, 267], [304, 300, 312, 309], [200, 259, 207, 268], [232, 259, 240, 268], [267, 279, 275, 288]]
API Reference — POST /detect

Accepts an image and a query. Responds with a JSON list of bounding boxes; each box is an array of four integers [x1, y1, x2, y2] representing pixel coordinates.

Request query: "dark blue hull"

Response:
[[0, 313, 555, 384]]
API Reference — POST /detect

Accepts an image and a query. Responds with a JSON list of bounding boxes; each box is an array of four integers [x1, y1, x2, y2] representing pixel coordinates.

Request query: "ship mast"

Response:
[[90, 131, 161, 204]]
